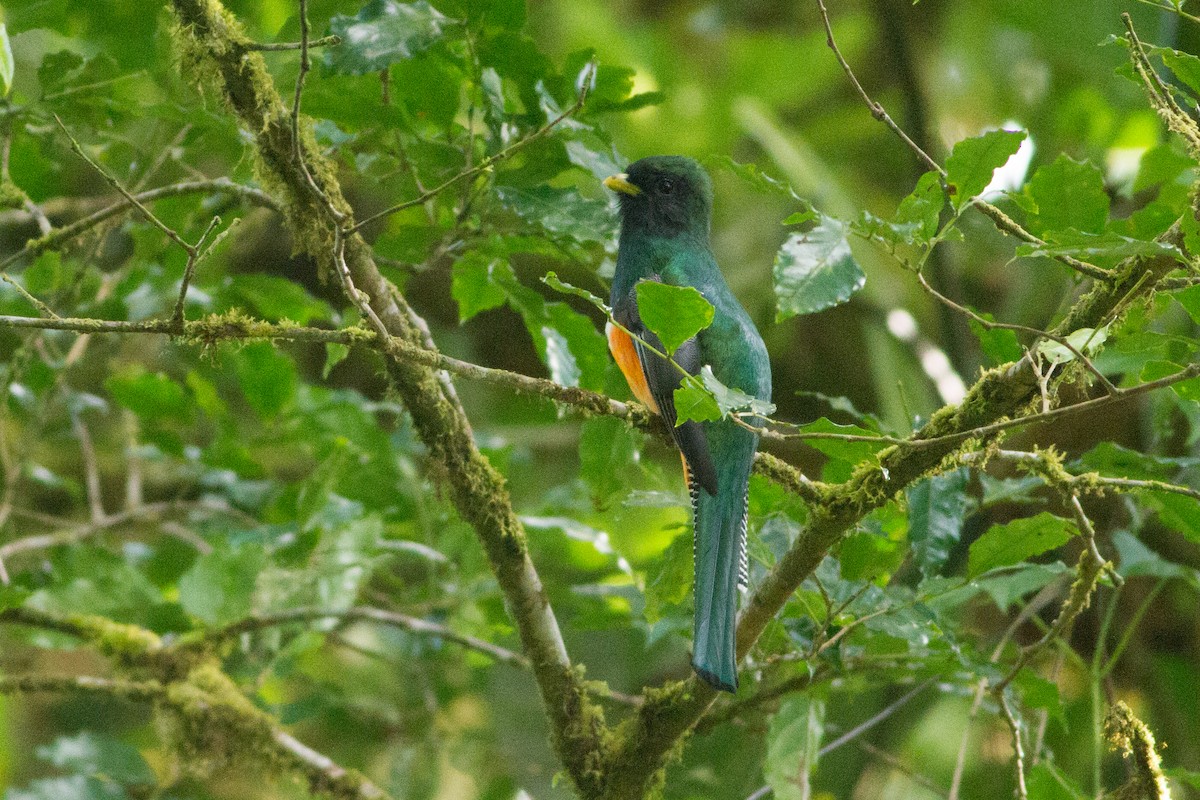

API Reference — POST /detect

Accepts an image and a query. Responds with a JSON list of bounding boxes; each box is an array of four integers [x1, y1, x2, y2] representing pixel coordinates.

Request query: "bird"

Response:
[[603, 156, 772, 693]]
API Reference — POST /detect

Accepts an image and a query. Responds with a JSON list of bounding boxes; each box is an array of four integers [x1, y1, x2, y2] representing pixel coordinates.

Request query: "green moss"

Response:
[[0, 182, 27, 210], [1105, 702, 1171, 800]]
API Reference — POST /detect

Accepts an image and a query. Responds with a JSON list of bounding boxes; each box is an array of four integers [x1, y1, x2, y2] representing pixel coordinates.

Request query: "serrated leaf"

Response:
[[774, 213, 865, 320], [945, 130, 1026, 208], [635, 281, 714, 355], [969, 313, 1023, 366], [907, 468, 974, 577], [327, 0, 453, 75], [542, 271, 611, 313], [673, 376, 722, 425], [1026, 154, 1109, 235], [1016, 230, 1182, 263], [697, 365, 775, 417], [495, 185, 616, 244], [766, 696, 826, 800], [1037, 327, 1108, 365], [968, 513, 1076, 578], [706, 155, 804, 200]]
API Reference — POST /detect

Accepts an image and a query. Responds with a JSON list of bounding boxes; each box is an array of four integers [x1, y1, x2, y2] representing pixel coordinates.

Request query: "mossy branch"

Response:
[[594, 31, 1198, 800], [0, 607, 389, 800], [1104, 702, 1171, 800], [165, 1, 610, 793]]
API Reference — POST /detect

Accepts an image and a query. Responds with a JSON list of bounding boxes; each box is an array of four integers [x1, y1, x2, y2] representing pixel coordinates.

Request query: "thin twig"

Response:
[[346, 62, 596, 235], [0, 178, 276, 272], [818, 679, 934, 756], [70, 412, 106, 524], [207, 606, 531, 668], [172, 216, 221, 327], [54, 115, 196, 256], [858, 740, 950, 798], [245, 34, 341, 51], [915, 272, 1118, 395], [997, 690, 1029, 800], [813, 0, 1109, 281]]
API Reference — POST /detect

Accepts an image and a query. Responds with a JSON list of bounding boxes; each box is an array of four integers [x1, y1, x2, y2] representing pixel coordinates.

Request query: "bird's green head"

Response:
[[604, 155, 713, 239]]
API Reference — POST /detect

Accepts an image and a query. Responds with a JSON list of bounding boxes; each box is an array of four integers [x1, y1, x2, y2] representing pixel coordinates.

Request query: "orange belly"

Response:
[[606, 322, 659, 414]]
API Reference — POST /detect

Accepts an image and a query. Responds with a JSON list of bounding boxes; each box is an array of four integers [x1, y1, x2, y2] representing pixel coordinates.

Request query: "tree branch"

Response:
[[207, 606, 531, 669], [166, 3, 609, 792]]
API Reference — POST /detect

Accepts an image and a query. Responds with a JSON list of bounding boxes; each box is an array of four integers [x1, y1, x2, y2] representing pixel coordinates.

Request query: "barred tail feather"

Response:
[[689, 431, 755, 693]]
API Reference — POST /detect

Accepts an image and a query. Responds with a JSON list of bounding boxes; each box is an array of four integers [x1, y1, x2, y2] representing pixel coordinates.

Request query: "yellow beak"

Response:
[[603, 173, 641, 196]]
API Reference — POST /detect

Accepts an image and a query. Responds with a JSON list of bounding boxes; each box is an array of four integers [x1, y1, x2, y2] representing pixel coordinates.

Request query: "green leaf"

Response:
[[635, 281, 714, 355], [1161, 49, 1200, 101], [907, 468, 974, 577], [1016, 230, 1182, 264], [1027, 763, 1085, 800], [1026, 154, 1109, 235], [1134, 144, 1195, 193], [1037, 327, 1109, 365], [37, 732, 155, 785], [542, 271, 611, 312], [766, 695, 826, 800], [774, 213, 865, 321], [1014, 672, 1065, 724], [798, 417, 889, 482], [969, 312, 1023, 366], [323, 342, 350, 379], [697, 365, 775, 417], [494, 185, 616, 244], [179, 542, 267, 625], [644, 530, 693, 623], [705, 155, 803, 200], [0, 24, 13, 97], [235, 342, 297, 420], [968, 513, 1076, 578], [451, 252, 510, 322], [224, 273, 330, 325], [1173, 284, 1200, 325], [326, 0, 453, 75], [672, 376, 722, 425], [945, 130, 1026, 208], [578, 416, 641, 503], [105, 367, 191, 424], [893, 170, 947, 244], [1141, 360, 1200, 402]]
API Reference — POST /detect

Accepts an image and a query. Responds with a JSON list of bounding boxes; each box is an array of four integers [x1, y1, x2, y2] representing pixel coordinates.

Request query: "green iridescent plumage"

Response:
[[606, 156, 772, 692]]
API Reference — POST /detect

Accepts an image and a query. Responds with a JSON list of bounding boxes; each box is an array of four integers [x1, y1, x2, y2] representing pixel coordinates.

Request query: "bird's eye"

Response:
[[657, 177, 675, 194]]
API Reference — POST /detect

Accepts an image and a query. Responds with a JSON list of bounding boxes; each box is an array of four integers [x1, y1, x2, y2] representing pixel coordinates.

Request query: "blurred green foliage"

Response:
[[0, 1, 1198, 799]]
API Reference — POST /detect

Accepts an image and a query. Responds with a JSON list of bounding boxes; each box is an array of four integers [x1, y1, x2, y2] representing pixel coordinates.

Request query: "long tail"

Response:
[[689, 428, 756, 693]]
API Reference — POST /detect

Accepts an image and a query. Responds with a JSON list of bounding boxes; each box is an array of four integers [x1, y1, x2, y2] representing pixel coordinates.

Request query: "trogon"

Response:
[[603, 156, 772, 692]]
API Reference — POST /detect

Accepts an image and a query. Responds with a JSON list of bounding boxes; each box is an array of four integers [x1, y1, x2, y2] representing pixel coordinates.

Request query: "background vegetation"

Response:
[[0, 0, 1198, 799]]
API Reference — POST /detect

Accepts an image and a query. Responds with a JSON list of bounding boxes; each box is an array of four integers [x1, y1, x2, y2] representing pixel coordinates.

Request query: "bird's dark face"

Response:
[[604, 156, 713, 239]]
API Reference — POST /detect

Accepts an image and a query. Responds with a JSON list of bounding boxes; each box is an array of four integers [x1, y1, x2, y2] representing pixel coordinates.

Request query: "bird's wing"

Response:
[[611, 281, 719, 495]]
